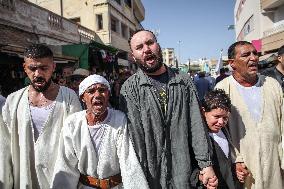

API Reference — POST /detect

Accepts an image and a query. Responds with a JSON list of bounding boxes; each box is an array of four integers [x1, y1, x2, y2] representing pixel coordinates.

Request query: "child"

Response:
[[201, 89, 245, 189]]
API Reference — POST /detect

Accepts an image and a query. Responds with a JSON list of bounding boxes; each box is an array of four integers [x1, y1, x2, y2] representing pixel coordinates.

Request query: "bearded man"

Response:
[[1, 44, 81, 188], [119, 29, 217, 189]]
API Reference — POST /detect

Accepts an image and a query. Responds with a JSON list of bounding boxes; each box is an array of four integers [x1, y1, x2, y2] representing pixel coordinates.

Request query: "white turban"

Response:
[[79, 74, 110, 96]]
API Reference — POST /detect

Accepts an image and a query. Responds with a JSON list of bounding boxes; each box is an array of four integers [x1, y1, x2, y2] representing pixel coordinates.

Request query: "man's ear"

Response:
[[278, 55, 283, 63], [201, 107, 206, 115], [52, 60, 56, 72], [228, 59, 236, 70], [23, 62, 27, 73], [132, 53, 136, 62]]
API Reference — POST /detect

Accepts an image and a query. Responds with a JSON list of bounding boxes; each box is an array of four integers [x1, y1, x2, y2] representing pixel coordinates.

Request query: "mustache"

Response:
[[33, 77, 46, 83], [144, 53, 157, 60]]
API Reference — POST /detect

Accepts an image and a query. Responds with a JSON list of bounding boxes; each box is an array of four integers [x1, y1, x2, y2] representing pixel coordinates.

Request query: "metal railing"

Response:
[[78, 26, 96, 40]]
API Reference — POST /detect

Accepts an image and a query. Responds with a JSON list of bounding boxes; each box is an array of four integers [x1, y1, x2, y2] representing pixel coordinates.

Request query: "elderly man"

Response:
[[1, 44, 81, 188], [52, 74, 148, 189], [119, 29, 217, 189], [215, 41, 284, 189]]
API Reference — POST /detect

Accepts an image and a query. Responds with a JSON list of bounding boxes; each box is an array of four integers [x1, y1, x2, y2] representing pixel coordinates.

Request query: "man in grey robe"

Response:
[[119, 29, 217, 189], [52, 74, 149, 189], [0, 95, 5, 111], [1, 44, 81, 188]]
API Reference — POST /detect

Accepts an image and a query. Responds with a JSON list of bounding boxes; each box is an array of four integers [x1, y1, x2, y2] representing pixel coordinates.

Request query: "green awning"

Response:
[[62, 44, 89, 69], [89, 41, 118, 54], [62, 41, 118, 69]]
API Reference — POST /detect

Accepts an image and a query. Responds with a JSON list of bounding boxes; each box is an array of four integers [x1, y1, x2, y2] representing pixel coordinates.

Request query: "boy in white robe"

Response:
[[201, 89, 245, 189], [52, 74, 149, 189]]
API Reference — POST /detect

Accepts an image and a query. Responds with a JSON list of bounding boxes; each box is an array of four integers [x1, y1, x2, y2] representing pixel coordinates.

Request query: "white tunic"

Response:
[[215, 75, 284, 189], [51, 109, 149, 189], [0, 114, 13, 189], [1, 86, 82, 189]]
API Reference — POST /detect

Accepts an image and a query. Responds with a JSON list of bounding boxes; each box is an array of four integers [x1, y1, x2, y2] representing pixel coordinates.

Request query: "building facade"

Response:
[[0, 0, 96, 53], [162, 48, 175, 67], [0, 0, 101, 96], [29, 0, 145, 58], [234, 0, 284, 55]]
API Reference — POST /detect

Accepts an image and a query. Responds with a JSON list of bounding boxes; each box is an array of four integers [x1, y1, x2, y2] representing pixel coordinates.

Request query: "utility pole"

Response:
[[188, 57, 191, 73], [177, 40, 182, 69], [60, 0, 63, 17]]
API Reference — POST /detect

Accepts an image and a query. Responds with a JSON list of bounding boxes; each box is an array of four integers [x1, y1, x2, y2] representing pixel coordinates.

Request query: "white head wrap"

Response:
[[79, 74, 110, 96]]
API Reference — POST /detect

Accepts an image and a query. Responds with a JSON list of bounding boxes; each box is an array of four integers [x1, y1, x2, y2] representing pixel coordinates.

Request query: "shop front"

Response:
[[62, 41, 132, 81]]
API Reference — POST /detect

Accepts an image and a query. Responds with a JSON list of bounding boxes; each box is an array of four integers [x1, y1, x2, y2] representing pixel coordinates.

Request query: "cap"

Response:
[[71, 68, 90, 77], [79, 74, 110, 96]]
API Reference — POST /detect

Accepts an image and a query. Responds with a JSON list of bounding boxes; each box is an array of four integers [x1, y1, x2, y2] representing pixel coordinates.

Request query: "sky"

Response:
[[141, 0, 236, 63]]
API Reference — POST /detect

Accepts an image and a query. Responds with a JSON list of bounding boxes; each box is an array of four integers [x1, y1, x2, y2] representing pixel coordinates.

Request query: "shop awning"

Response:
[[62, 41, 118, 69], [89, 41, 118, 54], [62, 44, 89, 69]]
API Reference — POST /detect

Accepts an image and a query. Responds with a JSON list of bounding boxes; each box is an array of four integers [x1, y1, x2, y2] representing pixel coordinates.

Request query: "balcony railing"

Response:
[[48, 13, 63, 30], [263, 22, 284, 37], [78, 26, 95, 40]]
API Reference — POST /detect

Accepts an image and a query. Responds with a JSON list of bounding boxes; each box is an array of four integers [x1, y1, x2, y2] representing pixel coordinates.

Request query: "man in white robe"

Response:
[[0, 112, 13, 189], [1, 44, 81, 189], [52, 74, 149, 189], [215, 41, 284, 189]]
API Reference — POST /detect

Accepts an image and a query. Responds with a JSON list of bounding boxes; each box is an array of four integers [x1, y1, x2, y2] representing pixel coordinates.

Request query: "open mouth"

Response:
[[248, 64, 258, 70], [34, 81, 46, 87], [93, 101, 104, 107], [145, 55, 156, 64], [214, 125, 223, 129]]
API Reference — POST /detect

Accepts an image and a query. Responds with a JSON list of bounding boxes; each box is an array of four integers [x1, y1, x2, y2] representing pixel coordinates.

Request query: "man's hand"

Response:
[[200, 166, 218, 189], [235, 162, 249, 183]]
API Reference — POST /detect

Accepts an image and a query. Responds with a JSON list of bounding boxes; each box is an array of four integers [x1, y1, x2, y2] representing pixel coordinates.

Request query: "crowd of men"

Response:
[[0, 29, 284, 189]]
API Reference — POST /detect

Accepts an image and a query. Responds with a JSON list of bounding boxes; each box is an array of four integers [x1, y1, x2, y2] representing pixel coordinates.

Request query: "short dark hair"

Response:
[[24, 44, 53, 59], [128, 29, 157, 50], [219, 67, 226, 74], [228, 41, 252, 59], [278, 45, 284, 56], [202, 89, 231, 112]]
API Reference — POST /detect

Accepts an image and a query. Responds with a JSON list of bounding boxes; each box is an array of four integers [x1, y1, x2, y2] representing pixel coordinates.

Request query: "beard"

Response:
[[31, 77, 52, 92], [134, 49, 163, 74]]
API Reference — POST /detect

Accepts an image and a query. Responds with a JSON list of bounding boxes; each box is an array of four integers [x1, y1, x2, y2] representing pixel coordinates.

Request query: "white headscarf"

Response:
[[79, 74, 110, 96]]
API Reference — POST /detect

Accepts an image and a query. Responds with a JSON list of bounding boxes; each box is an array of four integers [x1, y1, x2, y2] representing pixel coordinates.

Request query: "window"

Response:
[[96, 14, 103, 30], [0, 0, 14, 10], [70, 17, 81, 24], [111, 16, 118, 32], [121, 23, 128, 39], [129, 28, 134, 38], [113, 0, 121, 5], [124, 0, 131, 8]]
